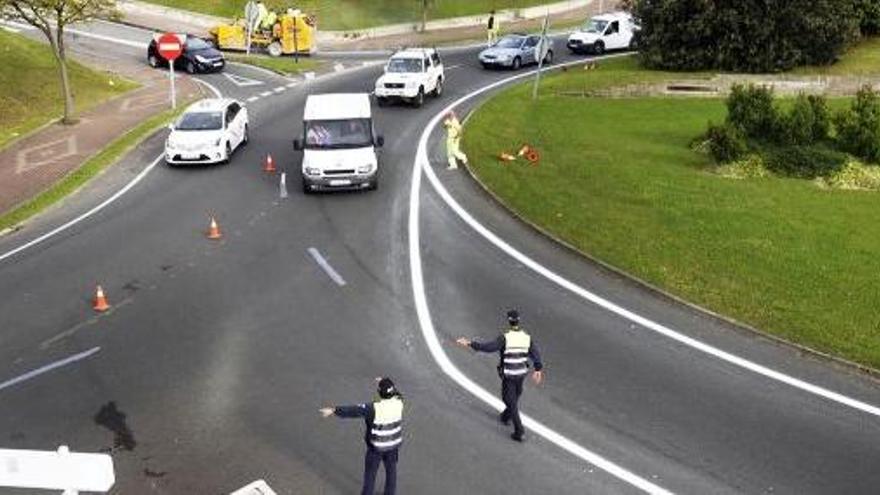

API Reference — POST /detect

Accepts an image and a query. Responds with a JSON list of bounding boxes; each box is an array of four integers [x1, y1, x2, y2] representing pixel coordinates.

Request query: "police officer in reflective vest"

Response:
[[320, 377, 403, 495], [457, 309, 544, 442]]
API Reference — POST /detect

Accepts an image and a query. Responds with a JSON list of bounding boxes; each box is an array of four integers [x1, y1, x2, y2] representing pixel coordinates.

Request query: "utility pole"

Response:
[[532, 13, 550, 100]]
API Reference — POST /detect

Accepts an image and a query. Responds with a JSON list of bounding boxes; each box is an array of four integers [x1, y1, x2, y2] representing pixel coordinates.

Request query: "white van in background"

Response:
[[567, 12, 638, 55], [294, 93, 383, 193]]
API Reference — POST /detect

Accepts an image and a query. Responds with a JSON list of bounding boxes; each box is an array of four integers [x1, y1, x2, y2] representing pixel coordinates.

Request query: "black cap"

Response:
[[377, 378, 397, 399], [507, 309, 520, 326]]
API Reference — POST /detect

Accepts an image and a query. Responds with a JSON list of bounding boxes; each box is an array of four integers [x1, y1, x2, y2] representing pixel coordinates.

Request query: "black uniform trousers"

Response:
[[362, 447, 398, 495], [500, 375, 526, 437]]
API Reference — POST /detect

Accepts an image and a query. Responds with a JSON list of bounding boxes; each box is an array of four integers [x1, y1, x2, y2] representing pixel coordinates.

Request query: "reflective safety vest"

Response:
[[502, 329, 532, 377], [370, 397, 403, 451], [444, 118, 462, 144]]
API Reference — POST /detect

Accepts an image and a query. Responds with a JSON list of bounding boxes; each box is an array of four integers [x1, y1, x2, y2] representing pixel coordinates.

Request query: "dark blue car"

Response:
[[148, 35, 225, 74]]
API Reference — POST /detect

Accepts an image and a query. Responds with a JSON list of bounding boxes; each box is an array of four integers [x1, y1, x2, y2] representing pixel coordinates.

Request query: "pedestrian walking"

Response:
[[487, 10, 499, 46], [444, 111, 468, 170], [320, 377, 404, 495], [456, 309, 544, 442]]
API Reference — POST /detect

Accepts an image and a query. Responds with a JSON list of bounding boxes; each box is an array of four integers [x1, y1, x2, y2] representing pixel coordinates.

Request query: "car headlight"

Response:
[[305, 167, 321, 176], [196, 55, 209, 63], [358, 164, 373, 174]]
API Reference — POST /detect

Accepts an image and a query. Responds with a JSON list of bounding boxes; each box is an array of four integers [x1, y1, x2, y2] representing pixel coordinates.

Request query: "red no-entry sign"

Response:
[[157, 32, 183, 62]]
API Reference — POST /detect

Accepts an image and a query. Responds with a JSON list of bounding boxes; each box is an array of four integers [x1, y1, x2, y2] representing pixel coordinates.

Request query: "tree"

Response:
[[1, 0, 118, 124], [420, 0, 433, 32]]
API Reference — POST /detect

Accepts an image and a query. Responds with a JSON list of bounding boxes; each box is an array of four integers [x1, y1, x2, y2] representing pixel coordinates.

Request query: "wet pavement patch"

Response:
[[144, 467, 167, 478], [94, 401, 137, 451]]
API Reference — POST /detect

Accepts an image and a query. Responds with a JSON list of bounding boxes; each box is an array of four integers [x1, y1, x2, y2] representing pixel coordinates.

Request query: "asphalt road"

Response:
[[1, 20, 879, 495]]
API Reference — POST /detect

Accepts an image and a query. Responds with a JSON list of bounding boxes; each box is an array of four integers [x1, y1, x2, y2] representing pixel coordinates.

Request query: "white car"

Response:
[[374, 48, 444, 107], [165, 98, 249, 166], [567, 12, 638, 55]]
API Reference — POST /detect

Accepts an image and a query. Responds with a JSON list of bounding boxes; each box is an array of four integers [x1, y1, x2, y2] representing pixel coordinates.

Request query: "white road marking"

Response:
[[0, 20, 34, 31], [415, 56, 880, 420], [307, 248, 347, 287], [2, 25, 19, 33], [333, 63, 345, 72], [285, 81, 298, 88], [226, 61, 282, 79], [247, 96, 259, 103], [222, 72, 264, 87], [193, 78, 222, 98], [273, 86, 286, 93], [445, 64, 463, 70], [0, 347, 100, 393], [66, 27, 146, 49], [230, 480, 277, 495], [303, 71, 316, 80], [260, 91, 272, 97], [409, 57, 673, 495]]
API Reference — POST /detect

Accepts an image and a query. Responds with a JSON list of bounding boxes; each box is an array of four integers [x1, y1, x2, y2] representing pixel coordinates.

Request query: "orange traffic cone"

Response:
[[93, 285, 110, 312], [526, 149, 541, 164], [263, 154, 276, 173], [498, 152, 517, 162], [517, 144, 532, 157], [207, 216, 222, 240]]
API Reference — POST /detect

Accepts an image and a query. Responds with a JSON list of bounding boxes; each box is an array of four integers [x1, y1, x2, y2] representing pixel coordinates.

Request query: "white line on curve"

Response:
[[260, 91, 272, 97], [409, 57, 673, 494], [247, 96, 259, 103], [273, 86, 286, 93], [0, 77, 224, 264], [308, 247, 347, 287], [193, 78, 222, 98], [65, 27, 146, 49], [0, 347, 101, 393], [416, 57, 880, 418]]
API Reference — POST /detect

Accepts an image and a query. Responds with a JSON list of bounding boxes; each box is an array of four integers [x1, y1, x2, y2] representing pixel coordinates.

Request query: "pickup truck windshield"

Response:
[[582, 19, 608, 33], [176, 112, 223, 131], [387, 58, 422, 73], [305, 119, 373, 149]]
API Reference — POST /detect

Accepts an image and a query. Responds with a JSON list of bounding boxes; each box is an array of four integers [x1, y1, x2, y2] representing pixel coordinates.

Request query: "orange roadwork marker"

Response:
[[93, 285, 110, 312], [526, 149, 541, 164], [207, 217, 222, 240], [498, 152, 516, 162], [518, 144, 532, 157], [263, 154, 276, 173]]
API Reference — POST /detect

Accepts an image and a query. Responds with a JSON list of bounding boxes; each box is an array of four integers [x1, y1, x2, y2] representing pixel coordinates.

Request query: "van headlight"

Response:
[[305, 167, 322, 176], [358, 164, 373, 174]]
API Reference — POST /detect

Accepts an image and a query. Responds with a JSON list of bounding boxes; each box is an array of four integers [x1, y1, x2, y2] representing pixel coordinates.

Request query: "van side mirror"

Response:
[[293, 139, 303, 151], [375, 135, 385, 148]]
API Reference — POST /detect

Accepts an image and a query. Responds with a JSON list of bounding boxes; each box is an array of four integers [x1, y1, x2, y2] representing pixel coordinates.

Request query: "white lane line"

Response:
[[333, 63, 345, 72], [0, 347, 101, 393], [445, 64, 463, 70], [226, 61, 282, 80], [260, 91, 272, 97], [0, 78, 225, 263], [273, 86, 286, 93], [416, 57, 880, 419], [1, 25, 19, 33], [307, 247, 347, 287], [409, 57, 673, 495], [223, 72, 264, 87], [303, 71, 316, 80], [193, 77, 222, 98], [247, 96, 259, 103], [66, 27, 146, 49], [286, 81, 298, 88], [230, 479, 277, 495], [0, 20, 34, 31]]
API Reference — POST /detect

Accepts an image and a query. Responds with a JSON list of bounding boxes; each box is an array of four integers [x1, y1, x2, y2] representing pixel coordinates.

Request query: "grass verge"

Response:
[[796, 36, 880, 76], [227, 54, 322, 76], [142, 0, 553, 31], [0, 107, 181, 233], [464, 56, 880, 369], [0, 30, 138, 150]]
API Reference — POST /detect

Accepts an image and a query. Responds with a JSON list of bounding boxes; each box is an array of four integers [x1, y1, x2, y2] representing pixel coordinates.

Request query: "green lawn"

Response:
[[0, 30, 137, 150], [464, 57, 880, 369], [796, 37, 880, 76], [143, 0, 553, 30], [227, 54, 322, 76]]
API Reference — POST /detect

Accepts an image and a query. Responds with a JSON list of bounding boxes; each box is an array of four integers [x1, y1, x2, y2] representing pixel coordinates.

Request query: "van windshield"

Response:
[[582, 19, 608, 34], [305, 119, 373, 149]]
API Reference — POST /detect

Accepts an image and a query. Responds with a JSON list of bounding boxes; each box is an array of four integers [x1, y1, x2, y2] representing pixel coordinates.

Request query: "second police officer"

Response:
[[457, 309, 544, 442]]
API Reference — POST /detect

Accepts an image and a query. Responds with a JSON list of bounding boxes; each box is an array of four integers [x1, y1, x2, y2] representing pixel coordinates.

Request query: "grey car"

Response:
[[478, 34, 555, 70]]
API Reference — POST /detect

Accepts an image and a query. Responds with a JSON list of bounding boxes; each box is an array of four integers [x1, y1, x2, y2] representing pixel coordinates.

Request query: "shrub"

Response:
[[834, 86, 880, 163], [854, 0, 880, 35], [808, 95, 831, 142], [704, 123, 747, 163], [822, 159, 880, 190], [716, 154, 771, 179], [726, 85, 779, 141], [779, 95, 816, 146], [632, 0, 861, 72], [765, 145, 847, 179]]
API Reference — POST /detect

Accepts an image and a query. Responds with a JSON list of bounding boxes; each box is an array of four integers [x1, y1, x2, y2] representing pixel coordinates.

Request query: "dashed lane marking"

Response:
[[247, 96, 259, 103], [273, 86, 286, 93], [285, 81, 298, 88], [260, 91, 272, 97], [223, 72, 264, 87], [0, 347, 101, 393], [307, 247, 347, 287]]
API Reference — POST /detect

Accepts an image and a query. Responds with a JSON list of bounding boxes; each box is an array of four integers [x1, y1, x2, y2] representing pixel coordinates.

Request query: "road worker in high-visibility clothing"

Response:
[[457, 309, 544, 442], [256, 1, 269, 31], [487, 10, 499, 46], [321, 377, 404, 495], [444, 111, 468, 170]]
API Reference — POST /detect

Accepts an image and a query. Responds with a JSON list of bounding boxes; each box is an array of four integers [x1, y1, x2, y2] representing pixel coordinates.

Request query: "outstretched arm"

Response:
[[320, 404, 369, 419], [456, 335, 504, 353]]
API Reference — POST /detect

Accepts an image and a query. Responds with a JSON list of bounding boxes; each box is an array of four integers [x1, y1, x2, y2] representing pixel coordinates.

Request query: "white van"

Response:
[[567, 12, 638, 55], [294, 93, 383, 193]]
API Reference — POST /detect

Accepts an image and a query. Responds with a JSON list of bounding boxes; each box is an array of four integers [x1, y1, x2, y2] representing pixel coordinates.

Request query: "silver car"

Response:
[[478, 34, 555, 70]]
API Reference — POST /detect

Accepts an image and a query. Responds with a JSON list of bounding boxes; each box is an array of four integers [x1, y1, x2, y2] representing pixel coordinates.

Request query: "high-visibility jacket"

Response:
[[502, 329, 532, 377], [444, 118, 462, 144], [369, 397, 403, 452]]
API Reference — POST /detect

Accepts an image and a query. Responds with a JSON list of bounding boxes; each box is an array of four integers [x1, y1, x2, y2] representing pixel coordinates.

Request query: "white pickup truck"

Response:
[[567, 12, 639, 55], [374, 48, 444, 107]]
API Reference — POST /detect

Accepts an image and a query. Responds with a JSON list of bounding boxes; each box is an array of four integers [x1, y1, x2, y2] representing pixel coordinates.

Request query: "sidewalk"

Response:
[[0, 70, 202, 218], [117, 0, 618, 52]]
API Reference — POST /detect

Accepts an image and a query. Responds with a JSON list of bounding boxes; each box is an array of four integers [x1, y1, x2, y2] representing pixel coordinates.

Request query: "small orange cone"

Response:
[[93, 285, 110, 312], [526, 149, 541, 164], [207, 216, 222, 240], [263, 154, 276, 173], [498, 152, 516, 162], [517, 144, 532, 157]]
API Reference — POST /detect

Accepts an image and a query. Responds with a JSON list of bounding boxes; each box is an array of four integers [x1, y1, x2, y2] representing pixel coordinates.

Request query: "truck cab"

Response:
[[567, 12, 638, 55], [294, 94, 383, 193]]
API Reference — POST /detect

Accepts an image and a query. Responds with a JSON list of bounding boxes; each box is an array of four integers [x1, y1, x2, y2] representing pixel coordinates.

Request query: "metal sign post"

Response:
[[156, 33, 184, 109], [532, 13, 550, 100], [245, 1, 259, 56]]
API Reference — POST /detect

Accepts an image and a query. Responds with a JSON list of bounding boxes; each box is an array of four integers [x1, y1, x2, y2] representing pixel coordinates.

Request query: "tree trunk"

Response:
[[421, 0, 428, 33], [50, 24, 77, 125]]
